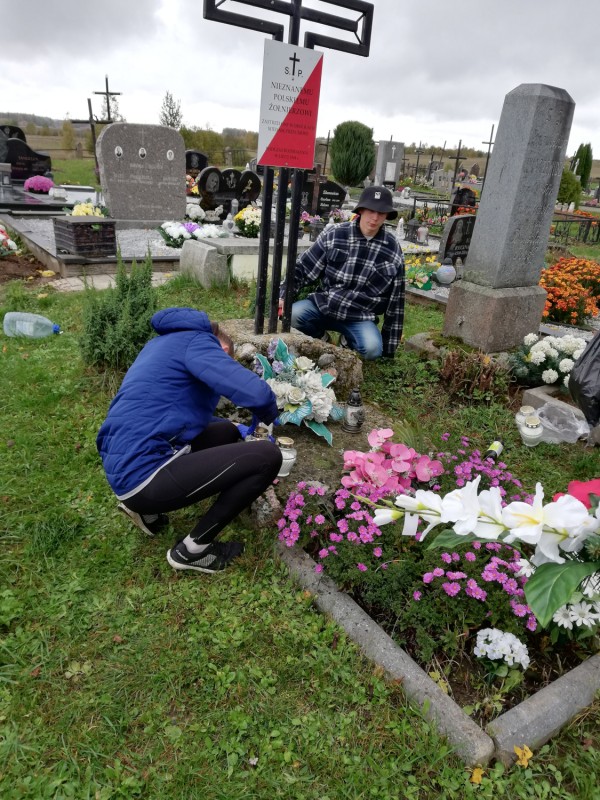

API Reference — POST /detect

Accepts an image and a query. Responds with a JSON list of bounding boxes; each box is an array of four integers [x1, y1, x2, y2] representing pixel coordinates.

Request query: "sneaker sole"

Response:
[[166, 549, 225, 573], [118, 503, 156, 537]]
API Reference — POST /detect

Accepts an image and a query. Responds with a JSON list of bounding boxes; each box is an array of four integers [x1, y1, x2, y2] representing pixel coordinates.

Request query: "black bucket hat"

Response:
[[352, 185, 398, 220]]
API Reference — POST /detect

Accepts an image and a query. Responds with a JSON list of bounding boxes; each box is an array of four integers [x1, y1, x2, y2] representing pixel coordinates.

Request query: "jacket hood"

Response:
[[151, 307, 212, 336]]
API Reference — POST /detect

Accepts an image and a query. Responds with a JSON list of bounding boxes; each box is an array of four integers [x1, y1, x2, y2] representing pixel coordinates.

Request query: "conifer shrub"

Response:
[[80, 251, 156, 370], [330, 121, 375, 187]]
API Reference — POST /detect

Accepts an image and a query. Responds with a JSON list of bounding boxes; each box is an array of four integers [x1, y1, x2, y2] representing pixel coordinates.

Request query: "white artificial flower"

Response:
[[287, 386, 306, 405], [523, 333, 539, 346], [558, 359, 574, 373], [568, 601, 600, 628], [394, 489, 445, 537], [532, 494, 596, 565], [581, 574, 600, 599], [295, 356, 315, 372], [310, 388, 335, 422], [266, 378, 294, 408], [542, 369, 559, 384], [472, 486, 508, 539], [503, 483, 545, 545], [372, 508, 402, 527], [297, 371, 324, 393], [441, 476, 483, 536], [529, 349, 546, 365], [552, 605, 574, 629]]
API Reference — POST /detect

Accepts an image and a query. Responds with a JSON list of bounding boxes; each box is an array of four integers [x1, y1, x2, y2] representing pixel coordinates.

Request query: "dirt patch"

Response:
[[0, 253, 59, 286]]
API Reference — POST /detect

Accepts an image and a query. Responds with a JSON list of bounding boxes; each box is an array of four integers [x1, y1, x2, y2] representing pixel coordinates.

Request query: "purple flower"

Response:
[[423, 572, 434, 584], [442, 582, 461, 597], [318, 548, 329, 559], [314, 514, 325, 525], [314, 564, 323, 573], [465, 552, 476, 562], [373, 547, 383, 558], [432, 567, 445, 577], [526, 615, 537, 632], [441, 432, 450, 441], [357, 563, 368, 572], [183, 222, 199, 233], [413, 591, 422, 601], [446, 571, 467, 580], [452, 553, 460, 562], [441, 553, 452, 564]]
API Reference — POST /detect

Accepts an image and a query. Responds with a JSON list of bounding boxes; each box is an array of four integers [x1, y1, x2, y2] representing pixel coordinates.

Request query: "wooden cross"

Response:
[[306, 163, 327, 215], [93, 74, 122, 123]]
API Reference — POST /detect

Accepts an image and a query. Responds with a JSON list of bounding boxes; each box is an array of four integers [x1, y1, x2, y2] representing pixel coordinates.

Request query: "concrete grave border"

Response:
[[275, 542, 600, 767]]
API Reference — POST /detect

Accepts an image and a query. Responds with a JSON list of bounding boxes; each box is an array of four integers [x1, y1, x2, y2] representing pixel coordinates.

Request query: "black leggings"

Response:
[[123, 420, 282, 543]]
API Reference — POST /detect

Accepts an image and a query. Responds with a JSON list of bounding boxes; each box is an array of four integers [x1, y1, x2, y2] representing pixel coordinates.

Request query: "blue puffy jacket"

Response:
[[96, 308, 279, 497]]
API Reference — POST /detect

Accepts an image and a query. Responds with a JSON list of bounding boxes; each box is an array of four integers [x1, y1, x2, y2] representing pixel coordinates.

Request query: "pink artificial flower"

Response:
[[554, 478, 600, 509], [367, 428, 394, 448]]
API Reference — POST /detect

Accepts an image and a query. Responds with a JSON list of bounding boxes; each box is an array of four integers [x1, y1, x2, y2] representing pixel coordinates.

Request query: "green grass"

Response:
[[51, 158, 98, 188], [1, 280, 599, 798]]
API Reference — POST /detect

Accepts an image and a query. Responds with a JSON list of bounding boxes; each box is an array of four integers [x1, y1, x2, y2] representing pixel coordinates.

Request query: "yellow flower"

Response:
[[470, 767, 484, 784], [514, 744, 533, 767]]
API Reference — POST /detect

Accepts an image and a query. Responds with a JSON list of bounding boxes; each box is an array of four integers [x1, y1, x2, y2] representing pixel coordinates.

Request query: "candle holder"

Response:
[[342, 387, 365, 433]]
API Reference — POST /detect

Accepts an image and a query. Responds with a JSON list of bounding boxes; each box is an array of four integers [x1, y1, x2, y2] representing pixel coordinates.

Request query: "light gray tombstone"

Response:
[[97, 123, 186, 221], [443, 84, 574, 352], [374, 140, 404, 186]]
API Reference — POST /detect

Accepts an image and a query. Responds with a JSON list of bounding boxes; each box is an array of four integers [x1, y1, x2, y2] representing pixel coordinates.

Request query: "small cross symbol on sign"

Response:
[[289, 51, 300, 76], [391, 145, 396, 159]]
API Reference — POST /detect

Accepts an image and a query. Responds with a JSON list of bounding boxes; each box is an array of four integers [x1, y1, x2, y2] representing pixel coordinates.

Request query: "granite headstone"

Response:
[[300, 172, 346, 217], [97, 123, 186, 220], [197, 166, 261, 219], [185, 149, 208, 178], [443, 83, 575, 352], [0, 124, 26, 142], [438, 215, 477, 264], [374, 140, 404, 187], [5, 138, 52, 180]]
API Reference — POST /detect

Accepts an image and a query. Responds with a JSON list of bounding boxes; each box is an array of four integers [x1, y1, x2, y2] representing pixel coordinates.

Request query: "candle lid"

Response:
[[524, 415, 541, 428], [277, 436, 295, 448], [519, 405, 535, 416]]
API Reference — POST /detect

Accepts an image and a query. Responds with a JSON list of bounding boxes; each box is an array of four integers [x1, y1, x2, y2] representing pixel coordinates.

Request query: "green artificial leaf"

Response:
[[425, 529, 489, 550], [330, 403, 344, 421], [524, 561, 600, 628], [277, 410, 297, 426], [321, 372, 336, 388], [255, 353, 273, 380], [279, 400, 312, 426], [274, 339, 293, 366], [304, 419, 333, 446], [589, 493, 600, 514]]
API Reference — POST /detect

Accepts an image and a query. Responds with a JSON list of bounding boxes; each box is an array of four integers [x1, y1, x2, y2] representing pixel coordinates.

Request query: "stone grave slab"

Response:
[[197, 166, 261, 220], [0, 124, 26, 141], [374, 140, 404, 187], [185, 149, 208, 179], [300, 171, 346, 217], [438, 214, 477, 264], [97, 123, 186, 221]]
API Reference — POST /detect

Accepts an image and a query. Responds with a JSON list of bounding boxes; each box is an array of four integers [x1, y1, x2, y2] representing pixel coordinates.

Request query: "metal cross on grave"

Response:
[[306, 163, 327, 216], [93, 74, 122, 123]]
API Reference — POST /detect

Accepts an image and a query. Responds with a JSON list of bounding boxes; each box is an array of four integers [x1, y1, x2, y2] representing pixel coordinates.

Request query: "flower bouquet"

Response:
[[234, 205, 261, 238], [510, 332, 586, 391], [71, 201, 108, 217], [185, 203, 206, 223], [300, 211, 323, 231], [0, 223, 18, 257], [328, 208, 354, 224], [185, 174, 199, 195], [255, 338, 344, 445], [24, 175, 54, 194], [158, 220, 228, 248]]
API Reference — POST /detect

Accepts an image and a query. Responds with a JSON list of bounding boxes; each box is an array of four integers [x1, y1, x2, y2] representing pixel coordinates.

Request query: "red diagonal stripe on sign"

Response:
[[260, 56, 323, 169]]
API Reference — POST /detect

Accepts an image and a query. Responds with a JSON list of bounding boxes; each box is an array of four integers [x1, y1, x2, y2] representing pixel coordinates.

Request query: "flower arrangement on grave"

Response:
[[510, 332, 587, 391], [185, 203, 206, 222], [0, 223, 18, 257], [185, 174, 199, 195], [539, 258, 600, 326], [254, 338, 344, 445], [70, 201, 108, 217], [328, 208, 355, 224], [234, 205, 261, 238], [300, 211, 324, 232], [23, 175, 54, 194], [158, 220, 228, 247], [277, 429, 600, 720]]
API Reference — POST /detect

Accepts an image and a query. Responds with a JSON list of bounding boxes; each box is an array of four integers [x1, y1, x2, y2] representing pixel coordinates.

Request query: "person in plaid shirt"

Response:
[[281, 185, 405, 359]]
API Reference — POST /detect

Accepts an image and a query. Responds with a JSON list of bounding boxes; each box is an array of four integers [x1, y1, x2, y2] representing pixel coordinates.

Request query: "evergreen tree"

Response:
[[557, 168, 582, 207], [330, 121, 375, 187], [159, 91, 183, 129], [61, 119, 75, 152], [576, 143, 593, 189]]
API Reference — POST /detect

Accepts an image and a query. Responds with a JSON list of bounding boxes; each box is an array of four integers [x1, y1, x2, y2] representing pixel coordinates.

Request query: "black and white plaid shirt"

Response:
[[291, 218, 405, 356]]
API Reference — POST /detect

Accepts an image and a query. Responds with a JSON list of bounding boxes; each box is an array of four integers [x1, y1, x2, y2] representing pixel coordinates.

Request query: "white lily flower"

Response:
[[471, 486, 508, 539], [394, 490, 444, 537], [372, 508, 402, 527], [533, 495, 596, 564], [502, 483, 545, 545], [441, 476, 481, 536]]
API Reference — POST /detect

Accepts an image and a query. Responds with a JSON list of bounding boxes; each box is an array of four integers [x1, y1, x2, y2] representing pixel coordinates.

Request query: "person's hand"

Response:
[[273, 417, 281, 426], [236, 423, 251, 440]]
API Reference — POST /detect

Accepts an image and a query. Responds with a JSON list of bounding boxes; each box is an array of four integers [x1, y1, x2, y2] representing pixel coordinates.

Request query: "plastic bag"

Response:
[[569, 335, 600, 427], [536, 402, 590, 444]]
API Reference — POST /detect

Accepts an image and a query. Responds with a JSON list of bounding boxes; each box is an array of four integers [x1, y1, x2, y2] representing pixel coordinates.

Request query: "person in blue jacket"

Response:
[[96, 308, 282, 574]]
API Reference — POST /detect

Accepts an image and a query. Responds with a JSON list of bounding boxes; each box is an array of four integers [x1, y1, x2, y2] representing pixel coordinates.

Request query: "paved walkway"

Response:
[[52, 271, 175, 292]]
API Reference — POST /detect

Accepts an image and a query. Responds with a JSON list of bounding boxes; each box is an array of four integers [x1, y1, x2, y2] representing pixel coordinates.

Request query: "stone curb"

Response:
[[275, 541, 495, 767], [487, 653, 600, 766]]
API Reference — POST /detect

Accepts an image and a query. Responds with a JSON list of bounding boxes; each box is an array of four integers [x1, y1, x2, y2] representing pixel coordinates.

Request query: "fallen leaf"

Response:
[[331, 632, 339, 650], [113, 635, 123, 644], [6, 440, 15, 448], [36, 293, 48, 299], [31, 666, 41, 678], [514, 744, 533, 767], [470, 767, 484, 784], [38, 270, 56, 277]]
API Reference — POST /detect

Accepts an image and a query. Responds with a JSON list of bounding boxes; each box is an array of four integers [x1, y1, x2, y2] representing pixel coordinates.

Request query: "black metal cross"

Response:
[[306, 163, 327, 215], [93, 75, 122, 123], [481, 124, 495, 193], [450, 139, 464, 187], [203, 0, 374, 335], [70, 98, 101, 175]]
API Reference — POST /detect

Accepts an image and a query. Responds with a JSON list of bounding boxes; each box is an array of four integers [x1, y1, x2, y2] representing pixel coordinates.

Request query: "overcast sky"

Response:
[[2, 0, 599, 159]]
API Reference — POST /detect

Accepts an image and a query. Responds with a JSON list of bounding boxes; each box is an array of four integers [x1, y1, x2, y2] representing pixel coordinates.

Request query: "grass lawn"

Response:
[[1, 278, 599, 799]]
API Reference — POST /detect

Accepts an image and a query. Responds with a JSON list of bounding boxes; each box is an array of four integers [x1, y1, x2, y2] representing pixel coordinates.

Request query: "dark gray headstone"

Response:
[[439, 215, 477, 264], [450, 186, 477, 216], [300, 172, 346, 216], [185, 149, 208, 178], [97, 123, 186, 220], [0, 129, 8, 163], [470, 163, 480, 177], [197, 166, 262, 218], [374, 140, 404, 186], [0, 124, 26, 141], [5, 138, 52, 180]]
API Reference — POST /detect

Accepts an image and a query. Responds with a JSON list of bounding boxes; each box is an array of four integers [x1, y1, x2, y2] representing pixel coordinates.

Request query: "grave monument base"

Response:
[[443, 281, 547, 353]]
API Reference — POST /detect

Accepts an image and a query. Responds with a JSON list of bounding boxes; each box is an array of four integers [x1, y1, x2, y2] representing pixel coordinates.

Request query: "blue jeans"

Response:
[[291, 297, 383, 360]]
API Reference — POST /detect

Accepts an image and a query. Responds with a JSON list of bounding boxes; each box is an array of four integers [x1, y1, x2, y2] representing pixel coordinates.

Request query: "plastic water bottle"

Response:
[[3, 312, 61, 338]]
